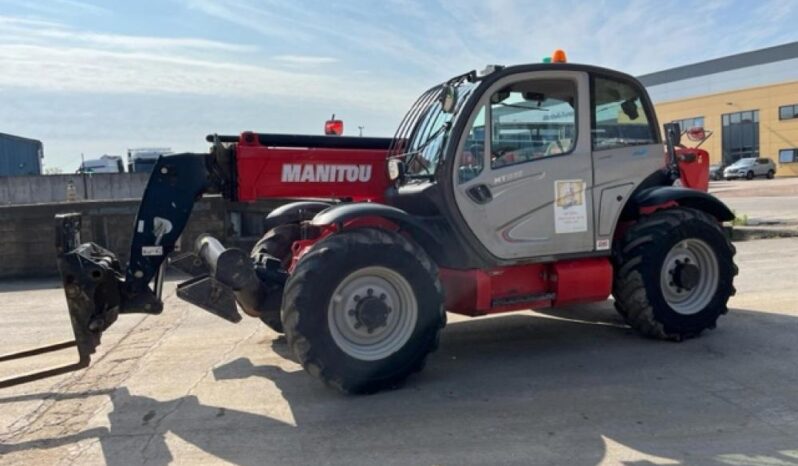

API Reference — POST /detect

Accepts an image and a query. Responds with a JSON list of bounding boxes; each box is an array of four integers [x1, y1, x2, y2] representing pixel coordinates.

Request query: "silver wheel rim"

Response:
[[327, 266, 418, 361], [660, 239, 719, 315]]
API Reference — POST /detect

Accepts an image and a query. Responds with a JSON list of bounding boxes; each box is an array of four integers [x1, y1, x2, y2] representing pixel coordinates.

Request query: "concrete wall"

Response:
[[0, 198, 228, 279], [0, 197, 294, 279], [0, 172, 149, 205]]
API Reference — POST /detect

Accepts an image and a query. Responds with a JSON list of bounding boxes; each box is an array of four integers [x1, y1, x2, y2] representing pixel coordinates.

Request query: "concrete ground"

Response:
[[711, 177, 798, 226], [1, 238, 798, 465]]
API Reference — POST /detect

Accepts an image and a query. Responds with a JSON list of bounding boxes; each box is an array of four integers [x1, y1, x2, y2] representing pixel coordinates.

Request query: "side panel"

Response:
[[597, 183, 634, 237], [590, 72, 664, 246], [452, 71, 595, 260], [438, 257, 612, 316], [235, 140, 390, 202]]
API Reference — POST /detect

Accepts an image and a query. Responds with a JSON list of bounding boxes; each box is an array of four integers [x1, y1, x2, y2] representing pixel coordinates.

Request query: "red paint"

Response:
[[286, 218, 401, 272], [325, 119, 344, 136], [551, 258, 612, 306], [675, 147, 710, 191], [439, 257, 612, 316], [640, 200, 678, 216], [235, 133, 390, 202]]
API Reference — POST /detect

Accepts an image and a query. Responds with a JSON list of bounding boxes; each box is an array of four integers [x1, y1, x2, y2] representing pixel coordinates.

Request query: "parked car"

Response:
[[709, 163, 725, 181], [723, 157, 776, 180]]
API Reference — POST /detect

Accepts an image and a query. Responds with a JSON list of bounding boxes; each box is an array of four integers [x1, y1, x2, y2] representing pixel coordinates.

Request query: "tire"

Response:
[[767, 170, 775, 179], [746, 171, 754, 180], [250, 223, 301, 333], [251, 223, 300, 268], [612, 207, 737, 341], [282, 228, 445, 394]]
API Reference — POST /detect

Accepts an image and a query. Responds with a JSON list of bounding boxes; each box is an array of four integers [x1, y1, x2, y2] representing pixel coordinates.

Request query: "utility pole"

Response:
[[358, 126, 364, 137], [80, 152, 88, 200]]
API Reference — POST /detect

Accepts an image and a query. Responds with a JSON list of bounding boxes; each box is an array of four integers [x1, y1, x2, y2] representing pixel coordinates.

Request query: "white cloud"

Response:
[[0, 16, 416, 112], [274, 55, 338, 65], [0, 0, 110, 16]]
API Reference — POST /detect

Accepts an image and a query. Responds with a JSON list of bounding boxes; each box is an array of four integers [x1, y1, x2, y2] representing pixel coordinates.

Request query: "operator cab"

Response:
[[388, 52, 663, 266]]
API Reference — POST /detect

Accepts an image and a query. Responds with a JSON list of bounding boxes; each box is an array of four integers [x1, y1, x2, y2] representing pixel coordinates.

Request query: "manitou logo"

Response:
[[281, 164, 372, 183]]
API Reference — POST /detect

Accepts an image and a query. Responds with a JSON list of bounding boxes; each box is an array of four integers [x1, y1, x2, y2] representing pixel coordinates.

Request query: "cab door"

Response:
[[452, 71, 594, 261]]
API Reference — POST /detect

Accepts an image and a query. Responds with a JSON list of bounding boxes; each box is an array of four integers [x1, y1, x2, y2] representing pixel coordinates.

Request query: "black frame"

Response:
[[779, 104, 798, 121], [589, 74, 661, 152], [779, 148, 798, 164], [721, 109, 760, 164], [487, 76, 580, 170], [673, 116, 705, 131]]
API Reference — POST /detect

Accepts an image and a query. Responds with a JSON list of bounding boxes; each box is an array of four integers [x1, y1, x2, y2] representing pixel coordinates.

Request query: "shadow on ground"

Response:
[[2, 303, 798, 465]]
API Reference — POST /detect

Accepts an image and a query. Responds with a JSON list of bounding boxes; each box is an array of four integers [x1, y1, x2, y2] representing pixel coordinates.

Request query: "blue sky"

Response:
[[1, 0, 797, 171]]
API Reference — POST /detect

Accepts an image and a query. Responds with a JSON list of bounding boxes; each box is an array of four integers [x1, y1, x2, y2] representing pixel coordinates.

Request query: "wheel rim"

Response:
[[660, 239, 719, 315], [327, 266, 418, 361]]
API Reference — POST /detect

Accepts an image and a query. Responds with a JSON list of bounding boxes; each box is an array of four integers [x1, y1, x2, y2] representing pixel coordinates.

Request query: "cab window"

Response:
[[458, 105, 486, 184], [489, 79, 577, 169], [591, 76, 657, 151]]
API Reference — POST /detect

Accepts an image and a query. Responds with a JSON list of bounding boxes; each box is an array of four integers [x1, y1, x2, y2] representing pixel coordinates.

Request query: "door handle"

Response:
[[467, 184, 492, 204]]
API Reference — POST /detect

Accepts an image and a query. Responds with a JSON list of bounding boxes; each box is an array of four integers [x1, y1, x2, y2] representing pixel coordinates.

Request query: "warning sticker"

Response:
[[142, 246, 164, 257], [554, 180, 587, 234]]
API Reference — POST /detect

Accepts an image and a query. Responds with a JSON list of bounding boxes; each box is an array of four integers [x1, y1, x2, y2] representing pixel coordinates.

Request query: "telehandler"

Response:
[[1, 51, 735, 393]]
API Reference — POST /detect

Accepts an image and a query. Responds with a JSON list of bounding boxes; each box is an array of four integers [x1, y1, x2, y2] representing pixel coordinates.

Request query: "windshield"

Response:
[[732, 158, 755, 166], [390, 75, 476, 177]]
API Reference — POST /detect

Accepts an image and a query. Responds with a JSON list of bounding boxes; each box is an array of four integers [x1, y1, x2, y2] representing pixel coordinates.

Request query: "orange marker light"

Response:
[[552, 49, 567, 63]]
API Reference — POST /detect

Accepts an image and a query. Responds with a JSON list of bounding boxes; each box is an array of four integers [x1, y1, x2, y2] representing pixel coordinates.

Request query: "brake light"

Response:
[[325, 114, 344, 136]]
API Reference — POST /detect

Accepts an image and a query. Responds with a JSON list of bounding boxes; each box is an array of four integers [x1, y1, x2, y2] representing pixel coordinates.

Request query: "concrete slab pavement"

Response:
[[0, 238, 797, 465]]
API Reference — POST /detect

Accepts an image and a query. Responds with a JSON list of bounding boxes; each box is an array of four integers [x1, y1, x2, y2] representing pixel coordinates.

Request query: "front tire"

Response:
[[613, 208, 737, 341], [746, 171, 754, 180], [282, 228, 445, 394], [250, 223, 301, 333]]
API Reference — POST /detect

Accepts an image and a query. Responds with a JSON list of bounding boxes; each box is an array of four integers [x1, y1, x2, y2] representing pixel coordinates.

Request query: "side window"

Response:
[[592, 76, 657, 151], [489, 79, 577, 169], [458, 105, 486, 184]]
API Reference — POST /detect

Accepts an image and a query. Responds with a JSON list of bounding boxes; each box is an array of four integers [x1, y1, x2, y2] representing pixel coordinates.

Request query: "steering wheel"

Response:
[[491, 145, 516, 164]]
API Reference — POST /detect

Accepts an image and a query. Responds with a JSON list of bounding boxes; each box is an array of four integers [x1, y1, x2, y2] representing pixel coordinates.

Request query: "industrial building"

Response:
[[0, 133, 43, 177], [639, 41, 798, 177]]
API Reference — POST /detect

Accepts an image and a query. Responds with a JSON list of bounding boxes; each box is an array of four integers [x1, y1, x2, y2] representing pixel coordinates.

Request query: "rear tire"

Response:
[[612, 208, 737, 341], [250, 223, 301, 333], [767, 170, 775, 179], [282, 228, 445, 394]]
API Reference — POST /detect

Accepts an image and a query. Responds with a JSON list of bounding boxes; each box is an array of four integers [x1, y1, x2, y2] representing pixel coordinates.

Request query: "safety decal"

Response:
[[554, 179, 587, 234], [142, 246, 164, 257]]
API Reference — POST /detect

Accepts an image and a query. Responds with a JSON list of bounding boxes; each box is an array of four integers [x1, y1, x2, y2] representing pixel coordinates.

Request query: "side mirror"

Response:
[[665, 122, 682, 147], [440, 85, 457, 114], [620, 99, 639, 120], [387, 158, 406, 181], [490, 90, 510, 104], [686, 127, 706, 141], [523, 91, 545, 102]]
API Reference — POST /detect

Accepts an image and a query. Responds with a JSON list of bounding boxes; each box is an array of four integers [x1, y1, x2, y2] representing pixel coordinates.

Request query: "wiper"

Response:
[[497, 102, 549, 111], [392, 122, 451, 176]]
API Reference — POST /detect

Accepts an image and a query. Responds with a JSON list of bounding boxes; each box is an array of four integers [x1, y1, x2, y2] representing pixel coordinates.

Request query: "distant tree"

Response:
[[44, 167, 63, 175]]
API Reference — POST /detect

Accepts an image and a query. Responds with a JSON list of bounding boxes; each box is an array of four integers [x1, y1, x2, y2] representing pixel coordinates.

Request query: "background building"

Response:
[[639, 41, 798, 177], [0, 133, 43, 177]]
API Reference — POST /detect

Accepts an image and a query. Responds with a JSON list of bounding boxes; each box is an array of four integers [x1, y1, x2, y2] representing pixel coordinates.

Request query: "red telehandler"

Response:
[[1, 53, 735, 393]]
